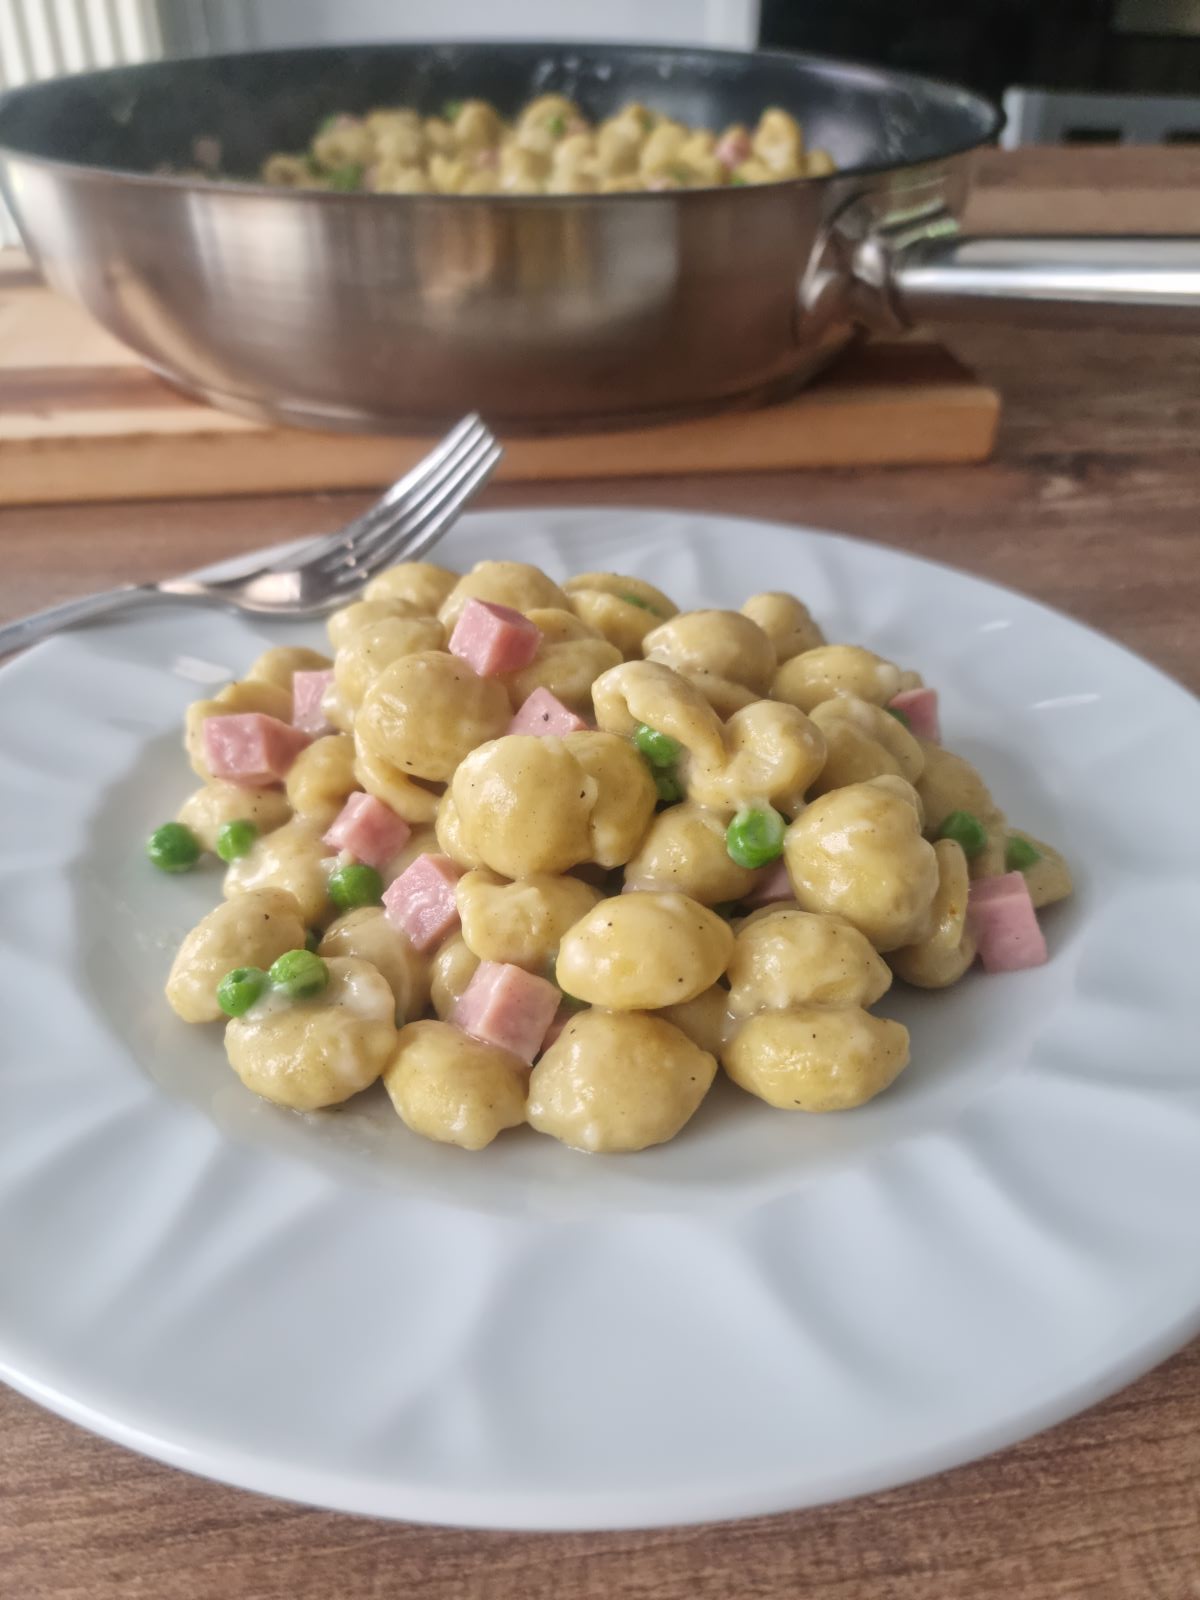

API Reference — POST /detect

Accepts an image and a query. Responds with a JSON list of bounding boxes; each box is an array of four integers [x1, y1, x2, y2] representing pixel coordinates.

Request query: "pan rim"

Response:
[[0, 38, 1004, 203]]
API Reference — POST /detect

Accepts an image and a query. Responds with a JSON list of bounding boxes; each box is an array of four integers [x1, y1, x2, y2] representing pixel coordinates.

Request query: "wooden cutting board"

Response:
[[0, 263, 999, 504]]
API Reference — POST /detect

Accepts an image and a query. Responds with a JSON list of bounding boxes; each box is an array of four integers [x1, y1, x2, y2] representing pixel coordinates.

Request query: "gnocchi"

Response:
[[176, 780, 292, 853], [222, 816, 335, 926], [808, 695, 925, 795], [783, 780, 939, 951], [260, 100, 835, 196], [527, 1010, 717, 1153], [456, 868, 601, 970], [166, 888, 306, 1023], [156, 550, 1069, 1157], [554, 892, 733, 1010], [563, 572, 677, 657], [724, 1006, 910, 1113], [225, 956, 397, 1110], [888, 838, 977, 989], [383, 1019, 528, 1150], [355, 650, 511, 784], [318, 906, 431, 1022], [642, 610, 776, 697], [285, 732, 358, 825]]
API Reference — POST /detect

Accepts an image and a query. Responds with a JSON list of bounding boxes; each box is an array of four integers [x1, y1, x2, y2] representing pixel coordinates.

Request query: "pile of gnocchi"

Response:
[[260, 96, 832, 195], [156, 557, 1071, 1156]]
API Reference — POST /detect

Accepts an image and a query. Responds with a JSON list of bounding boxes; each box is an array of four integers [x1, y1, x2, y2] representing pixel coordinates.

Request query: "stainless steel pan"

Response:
[[2, 41, 1198, 433]]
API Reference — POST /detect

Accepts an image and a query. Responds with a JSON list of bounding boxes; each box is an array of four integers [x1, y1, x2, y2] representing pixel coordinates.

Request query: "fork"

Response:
[[0, 414, 502, 657]]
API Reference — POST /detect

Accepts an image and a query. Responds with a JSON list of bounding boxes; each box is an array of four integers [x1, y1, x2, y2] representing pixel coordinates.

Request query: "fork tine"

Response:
[[398, 444, 505, 567], [324, 430, 500, 586], [262, 414, 488, 576], [314, 421, 494, 580], [345, 445, 502, 585], [332, 440, 503, 589], [375, 414, 489, 510], [317, 415, 491, 564], [327, 435, 500, 591]]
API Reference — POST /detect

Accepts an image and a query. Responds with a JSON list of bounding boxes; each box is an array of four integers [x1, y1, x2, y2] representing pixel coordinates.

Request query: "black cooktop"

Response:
[[761, 0, 1200, 102]]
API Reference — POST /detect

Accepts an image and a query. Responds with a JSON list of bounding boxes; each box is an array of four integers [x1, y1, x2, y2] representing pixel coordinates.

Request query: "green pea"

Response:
[[268, 949, 329, 1000], [885, 705, 911, 730], [618, 592, 664, 617], [217, 966, 268, 1018], [1006, 835, 1043, 872], [938, 809, 988, 859], [304, 928, 322, 953], [215, 818, 259, 863], [327, 163, 364, 192], [654, 769, 685, 805], [146, 821, 201, 874], [546, 114, 566, 137], [726, 806, 786, 869], [634, 724, 682, 768], [730, 175, 748, 186], [328, 863, 384, 911], [443, 99, 464, 122]]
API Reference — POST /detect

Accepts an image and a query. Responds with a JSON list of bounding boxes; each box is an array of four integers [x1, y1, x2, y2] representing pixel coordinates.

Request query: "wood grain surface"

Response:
[[0, 310, 999, 500], [1, 147, 1198, 1599]]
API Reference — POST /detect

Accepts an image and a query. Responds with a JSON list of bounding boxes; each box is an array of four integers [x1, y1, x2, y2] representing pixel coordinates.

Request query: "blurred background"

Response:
[[7, 1, 1200, 138], [5, 0, 1200, 242]]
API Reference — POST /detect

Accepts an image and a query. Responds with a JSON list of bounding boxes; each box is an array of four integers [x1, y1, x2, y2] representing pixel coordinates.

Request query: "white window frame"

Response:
[[155, 0, 760, 54]]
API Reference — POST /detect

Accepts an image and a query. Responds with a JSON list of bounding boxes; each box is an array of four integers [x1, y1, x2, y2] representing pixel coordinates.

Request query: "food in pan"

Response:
[[155, 558, 1070, 1154], [260, 97, 835, 194]]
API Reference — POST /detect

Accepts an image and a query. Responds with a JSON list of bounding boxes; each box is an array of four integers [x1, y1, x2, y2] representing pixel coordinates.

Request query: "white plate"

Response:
[[1, 507, 1198, 1531]]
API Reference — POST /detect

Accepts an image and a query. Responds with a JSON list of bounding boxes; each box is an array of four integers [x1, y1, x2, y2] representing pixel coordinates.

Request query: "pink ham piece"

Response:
[[449, 599, 542, 677], [507, 686, 587, 737], [741, 858, 794, 909], [324, 792, 411, 871], [889, 687, 941, 743], [291, 668, 335, 736], [452, 961, 561, 1066], [382, 854, 463, 951], [202, 713, 311, 788], [967, 872, 1048, 974], [715, 127, 752, 170]]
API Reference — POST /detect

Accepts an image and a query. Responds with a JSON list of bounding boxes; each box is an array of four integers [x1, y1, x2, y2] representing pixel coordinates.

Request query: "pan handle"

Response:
[[878, 234, 1200, 332]]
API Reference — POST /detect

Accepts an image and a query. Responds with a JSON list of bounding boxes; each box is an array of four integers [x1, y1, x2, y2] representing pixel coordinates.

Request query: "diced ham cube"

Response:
[[967, 872, 1048, 974], [202, 713, 311, 788], [507, 687, 587, 737], [324, 792, 411, 870], [741, 859, 794, 909], [292, 669, 335, 736], [382, 854, 463, 951], [452, 961, 561, 1066], [449, 599, 542, 677], [715, 128, 752, 171], [889, 687, 941, 743]]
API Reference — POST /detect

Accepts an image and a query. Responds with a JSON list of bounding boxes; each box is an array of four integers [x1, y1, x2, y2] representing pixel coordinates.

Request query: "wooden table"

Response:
[[1, 148, 1197, 1599]]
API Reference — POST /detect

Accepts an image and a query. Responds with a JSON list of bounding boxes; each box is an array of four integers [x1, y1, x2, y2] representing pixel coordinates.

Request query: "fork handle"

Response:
[[0, 583, 170, 657]]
